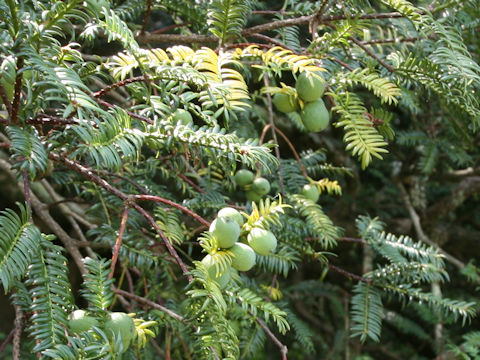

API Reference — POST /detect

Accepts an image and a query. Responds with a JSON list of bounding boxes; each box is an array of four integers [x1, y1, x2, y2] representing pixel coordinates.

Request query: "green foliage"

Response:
[[0, 0, 479, 358], [350, 282, 383, 342], [81, 257, 114, 313], [0, 203, 42, 292]]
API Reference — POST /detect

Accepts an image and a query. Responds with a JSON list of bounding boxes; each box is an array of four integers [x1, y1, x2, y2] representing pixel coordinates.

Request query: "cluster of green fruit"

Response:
[[68, 310, 135, 353], [273, 72, 329, 132], [201, 207, 278, 287], [233, 169, 271, 202]]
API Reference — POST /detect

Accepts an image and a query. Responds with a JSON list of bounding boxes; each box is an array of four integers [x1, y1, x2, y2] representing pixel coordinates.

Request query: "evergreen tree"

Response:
[[0, 0, 479, 359]]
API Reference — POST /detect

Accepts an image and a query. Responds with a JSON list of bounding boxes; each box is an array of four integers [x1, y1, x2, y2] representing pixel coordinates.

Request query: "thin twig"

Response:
[[95, 98, 154, 124], [93, 76, 148, 98], [263, 75, 285, 195], [350, 37, 395, 73], [252, 313, 288, 360], [0, 328, 14, 355], [249, 33, 294, 51], [338, 237, 366, 244], [109, 206, 129, 279], [10, 57, 24, 124], [12, 305, 23, 360], [113, 288, 184, 322], [328, 264, 371, 283], [141, 0, 153, 35], [134, 194, 210, 227], [49, 154, 192, 279], [133, 204, 193, 282]]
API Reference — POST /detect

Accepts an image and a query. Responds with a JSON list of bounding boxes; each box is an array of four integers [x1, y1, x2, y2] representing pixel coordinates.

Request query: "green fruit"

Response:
[[295, 72, 325, 102], [172, 109, 193, 125], [301, 184, 319, 202], [230, 243, 256, 271], [105, 312, 136, 352], [247, 228, 277, 256], [234, 169, 254, 186], [218, 207, 244, 227], [246, 189, 262, 203], [273, 93, 299, 113], [252, 177, 270, 196], [300, 99, 329, 132], [202, 255, 231, 288], [209, 217, 240, 248], [68, 310, 99, 334]]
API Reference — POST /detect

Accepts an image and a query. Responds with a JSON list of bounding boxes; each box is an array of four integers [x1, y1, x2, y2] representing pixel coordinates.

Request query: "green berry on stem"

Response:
[[247, 227, 277, 256], [209, 216, 240, 248], [230, 243, 256, 271]]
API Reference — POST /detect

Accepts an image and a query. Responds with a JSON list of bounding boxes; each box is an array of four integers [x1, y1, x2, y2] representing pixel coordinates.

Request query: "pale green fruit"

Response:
[[104, 312, 136, 352], [296, 72, 325, 102], [252, 177, 270, 196], [172, 109, 193, 125], [246, 189, 261, 203], [234, 169, 254, 186], [300, 99, 329, 132], [218, 207, 244, 227], [247, 228, 277, 256], [273, 93, 299, 113], [67, 310, 99, 334], [202, 255, 231, 288], [230, 243, 256, 271], [209, 217, 240, 248], [301, 184, 319, 202]]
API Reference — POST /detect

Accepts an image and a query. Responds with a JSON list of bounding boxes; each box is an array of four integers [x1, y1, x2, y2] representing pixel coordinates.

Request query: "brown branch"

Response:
[[137, 12, 406, 44], [350, 37, 395, 73], [12, 305, 23, 360], [109, 206, 129, 279], [137, 32, 216, 44], [338, 237, 366, 244], [252, 313, 288, 360], [49, 154, 192, 279], [0, 328, 14, 355], [134, 194, 210, 228], [10, 57, 24, 124], [93, 76, 147, 98], [328, 264, 372, 283], [249, 33, 294, 51], [361, 37, 423, 45], [113, 288, 184, 322], [141, 0, 153, 35], [273, 127, 308, 179], [95, 98, 154, 124]]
